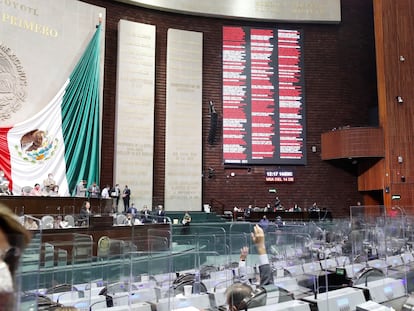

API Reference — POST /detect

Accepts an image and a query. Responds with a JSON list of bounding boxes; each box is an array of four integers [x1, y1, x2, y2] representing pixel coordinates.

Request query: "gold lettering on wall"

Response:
[[0, 0, 39, 15], [1, 13, 58, 37], [1, 0, 60, 38]]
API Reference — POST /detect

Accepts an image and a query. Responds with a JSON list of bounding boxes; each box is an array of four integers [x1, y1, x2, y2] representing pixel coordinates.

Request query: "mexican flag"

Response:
[[0, 25, 102, 196]]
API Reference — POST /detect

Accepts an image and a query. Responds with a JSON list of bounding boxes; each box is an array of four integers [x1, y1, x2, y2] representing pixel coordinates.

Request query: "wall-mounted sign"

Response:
[[265, 169, 294, 183], [222, 26, 306, 165], [391, 194, 401, 200]]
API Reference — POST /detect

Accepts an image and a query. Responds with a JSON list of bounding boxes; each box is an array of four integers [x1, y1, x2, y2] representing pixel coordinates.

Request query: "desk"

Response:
[[0, 195, 102, 215], [302, 287, 365, 311], [34, 223, 171, 262], [309, 210, 333, 221], [234, 211, 333, 222]]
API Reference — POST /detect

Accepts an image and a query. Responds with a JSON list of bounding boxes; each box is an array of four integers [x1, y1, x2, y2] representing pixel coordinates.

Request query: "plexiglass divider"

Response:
[[348, 204, 408, 309], [16, 215, 42, 311], [16, 206, 414, 310]]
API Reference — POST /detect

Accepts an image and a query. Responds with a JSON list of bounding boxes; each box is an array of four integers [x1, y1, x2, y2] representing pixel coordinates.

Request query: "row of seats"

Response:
[[26, 213, 167, 230], [25, 259, 406, 311], [274, 251, 414, 279]]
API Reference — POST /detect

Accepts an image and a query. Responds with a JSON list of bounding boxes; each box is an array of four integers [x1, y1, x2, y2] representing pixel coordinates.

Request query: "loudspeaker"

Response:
[[208, 110, 218, 145]]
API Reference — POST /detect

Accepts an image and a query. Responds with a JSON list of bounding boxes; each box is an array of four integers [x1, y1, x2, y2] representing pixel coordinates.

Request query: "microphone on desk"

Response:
[[313, 275, 318, 299]]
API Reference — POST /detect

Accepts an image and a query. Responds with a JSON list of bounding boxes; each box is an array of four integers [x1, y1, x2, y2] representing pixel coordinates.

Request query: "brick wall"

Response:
[[84, 0, 377, 218]]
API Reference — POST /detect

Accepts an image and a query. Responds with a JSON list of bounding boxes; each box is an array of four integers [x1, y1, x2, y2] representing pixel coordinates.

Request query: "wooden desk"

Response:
[[234, 210, 332, 222], [35, 223, 171, 264], [0, 195, 106, 215]]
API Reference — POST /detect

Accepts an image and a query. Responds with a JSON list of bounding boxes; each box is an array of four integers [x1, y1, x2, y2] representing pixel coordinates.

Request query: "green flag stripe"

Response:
[[62, 25, 101, 195]]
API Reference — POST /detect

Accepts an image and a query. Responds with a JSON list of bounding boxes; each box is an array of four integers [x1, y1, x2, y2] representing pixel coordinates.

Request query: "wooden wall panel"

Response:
[[321, 127, 384, 160], [358, 159, 384, 191], [374, 0, 414, 209]]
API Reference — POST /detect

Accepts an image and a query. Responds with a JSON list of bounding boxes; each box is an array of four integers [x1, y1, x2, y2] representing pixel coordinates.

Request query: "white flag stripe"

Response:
[[8, 80, 70, 196]]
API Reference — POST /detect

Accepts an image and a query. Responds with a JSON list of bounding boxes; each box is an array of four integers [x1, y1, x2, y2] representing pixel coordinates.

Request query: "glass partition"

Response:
[[347, 204, 408, 308], [17, 216, 42, 311], [15, 206, 414, 310]]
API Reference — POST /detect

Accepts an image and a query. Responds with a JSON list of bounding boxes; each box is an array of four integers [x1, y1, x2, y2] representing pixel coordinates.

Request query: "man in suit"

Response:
[[122, 185, 131, 212], [127, 203, 138, 217], [140, 205, 152, 223], [156, 204, 166, 223]]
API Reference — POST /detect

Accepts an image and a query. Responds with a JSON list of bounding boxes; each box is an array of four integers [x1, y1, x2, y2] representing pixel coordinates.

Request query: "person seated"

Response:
[[233, 206, 241, 212], [54, 215, 69, 229], [140, 205, 152, 223], [123, 213, 133, 225], [155, 205, 166, 223], [30, 183, 42, 196], [181, 211, 192, 235], [244, 205, 253, 218], [293, 204, 301, 212], [0, 170, 11, 195], [182, 211, 191, 226], [127, 203, 138, 217], [49, 185, 60, 197], [258, 215, 269, 231], [78, 201, 92, 226], [24, 217, 39, 230], [309, 202, 320, 212], [275, 215, 283, 227], [226, 225, 274, 310]]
